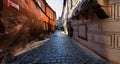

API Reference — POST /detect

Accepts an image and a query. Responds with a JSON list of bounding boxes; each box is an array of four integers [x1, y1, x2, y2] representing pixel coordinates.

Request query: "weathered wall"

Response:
[[70, 0, 120, 64], [62, 0, 120, 64], [46, 5, 56, 32], [0, 0, 43, 54], [0, 0, 56, 63]]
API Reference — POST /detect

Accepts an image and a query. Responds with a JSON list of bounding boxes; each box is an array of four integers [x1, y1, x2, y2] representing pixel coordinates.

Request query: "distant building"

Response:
[[62, 0, 120, 63], [56, 17, 63, 30]]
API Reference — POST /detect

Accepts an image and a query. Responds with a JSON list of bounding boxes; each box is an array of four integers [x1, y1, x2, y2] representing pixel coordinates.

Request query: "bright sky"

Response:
[[46, 0, 63, 20]]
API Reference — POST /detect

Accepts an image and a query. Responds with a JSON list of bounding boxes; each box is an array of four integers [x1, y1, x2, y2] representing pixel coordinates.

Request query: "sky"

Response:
[[46, 0, 63, 20]]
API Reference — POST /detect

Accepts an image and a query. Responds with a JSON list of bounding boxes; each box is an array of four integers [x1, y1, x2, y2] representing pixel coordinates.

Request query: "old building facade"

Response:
[[56, 17, 63, 30], [62, 0, 120, 64], [0, 0, 56, 63]]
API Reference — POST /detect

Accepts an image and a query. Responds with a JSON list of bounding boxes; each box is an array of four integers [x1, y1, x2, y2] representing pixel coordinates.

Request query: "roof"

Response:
[[45, 0, 56, 14]]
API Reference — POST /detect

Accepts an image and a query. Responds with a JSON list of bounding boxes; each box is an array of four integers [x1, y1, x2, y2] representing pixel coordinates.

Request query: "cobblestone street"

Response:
[[13, 30, 110, 64]]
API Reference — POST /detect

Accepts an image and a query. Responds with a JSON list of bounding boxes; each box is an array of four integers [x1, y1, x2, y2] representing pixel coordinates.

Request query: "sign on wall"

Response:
[[8, 0, 19, 11]]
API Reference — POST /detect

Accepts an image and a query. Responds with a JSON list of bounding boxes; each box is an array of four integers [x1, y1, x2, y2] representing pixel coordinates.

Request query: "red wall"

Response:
[[0, 0, 56, 60], [46, 5, 56, 32]]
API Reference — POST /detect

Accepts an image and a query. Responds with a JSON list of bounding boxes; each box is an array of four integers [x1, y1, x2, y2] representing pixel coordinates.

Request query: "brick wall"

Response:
[[0, 0, 56, 63]]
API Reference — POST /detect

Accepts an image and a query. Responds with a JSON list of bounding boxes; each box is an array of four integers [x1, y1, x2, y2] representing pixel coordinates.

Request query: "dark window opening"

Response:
[[0, 19, 5, 34], [71, 0, 73, 9], [0, 0, 3, 10]]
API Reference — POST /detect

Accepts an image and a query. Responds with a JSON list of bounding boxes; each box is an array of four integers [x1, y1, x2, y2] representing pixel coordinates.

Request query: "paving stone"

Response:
[[12, 30, 110, 64], [56, 59, 62, 63]]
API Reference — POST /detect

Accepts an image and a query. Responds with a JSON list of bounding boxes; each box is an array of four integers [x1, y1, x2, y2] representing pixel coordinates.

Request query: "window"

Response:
[[46, 23, 48, 30], [0, 0, 3, 10], [0, 18, 5, 34], [38, 0, 41, 7], [78, 18, 88, 41], [50, 13, 53, 19], [71, 0, 73, 9], [40, 1, 45, 12], [42, 7, 45, 12], [35, 0, 41, 7], [43, 22, 46, 30]]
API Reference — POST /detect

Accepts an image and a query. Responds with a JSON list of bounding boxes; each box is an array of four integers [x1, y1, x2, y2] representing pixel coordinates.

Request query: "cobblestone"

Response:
[[13, 30, 110, 64]]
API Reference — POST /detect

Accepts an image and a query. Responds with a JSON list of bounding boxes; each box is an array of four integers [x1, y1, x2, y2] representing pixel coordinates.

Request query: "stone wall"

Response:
[[70, 0, 120, 64], [62, 0, 120, 64]]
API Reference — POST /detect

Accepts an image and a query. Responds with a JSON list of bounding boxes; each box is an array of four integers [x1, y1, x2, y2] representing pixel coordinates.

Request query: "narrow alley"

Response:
[[13, 30, 109, 64], [1, 0, 120, 64]]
